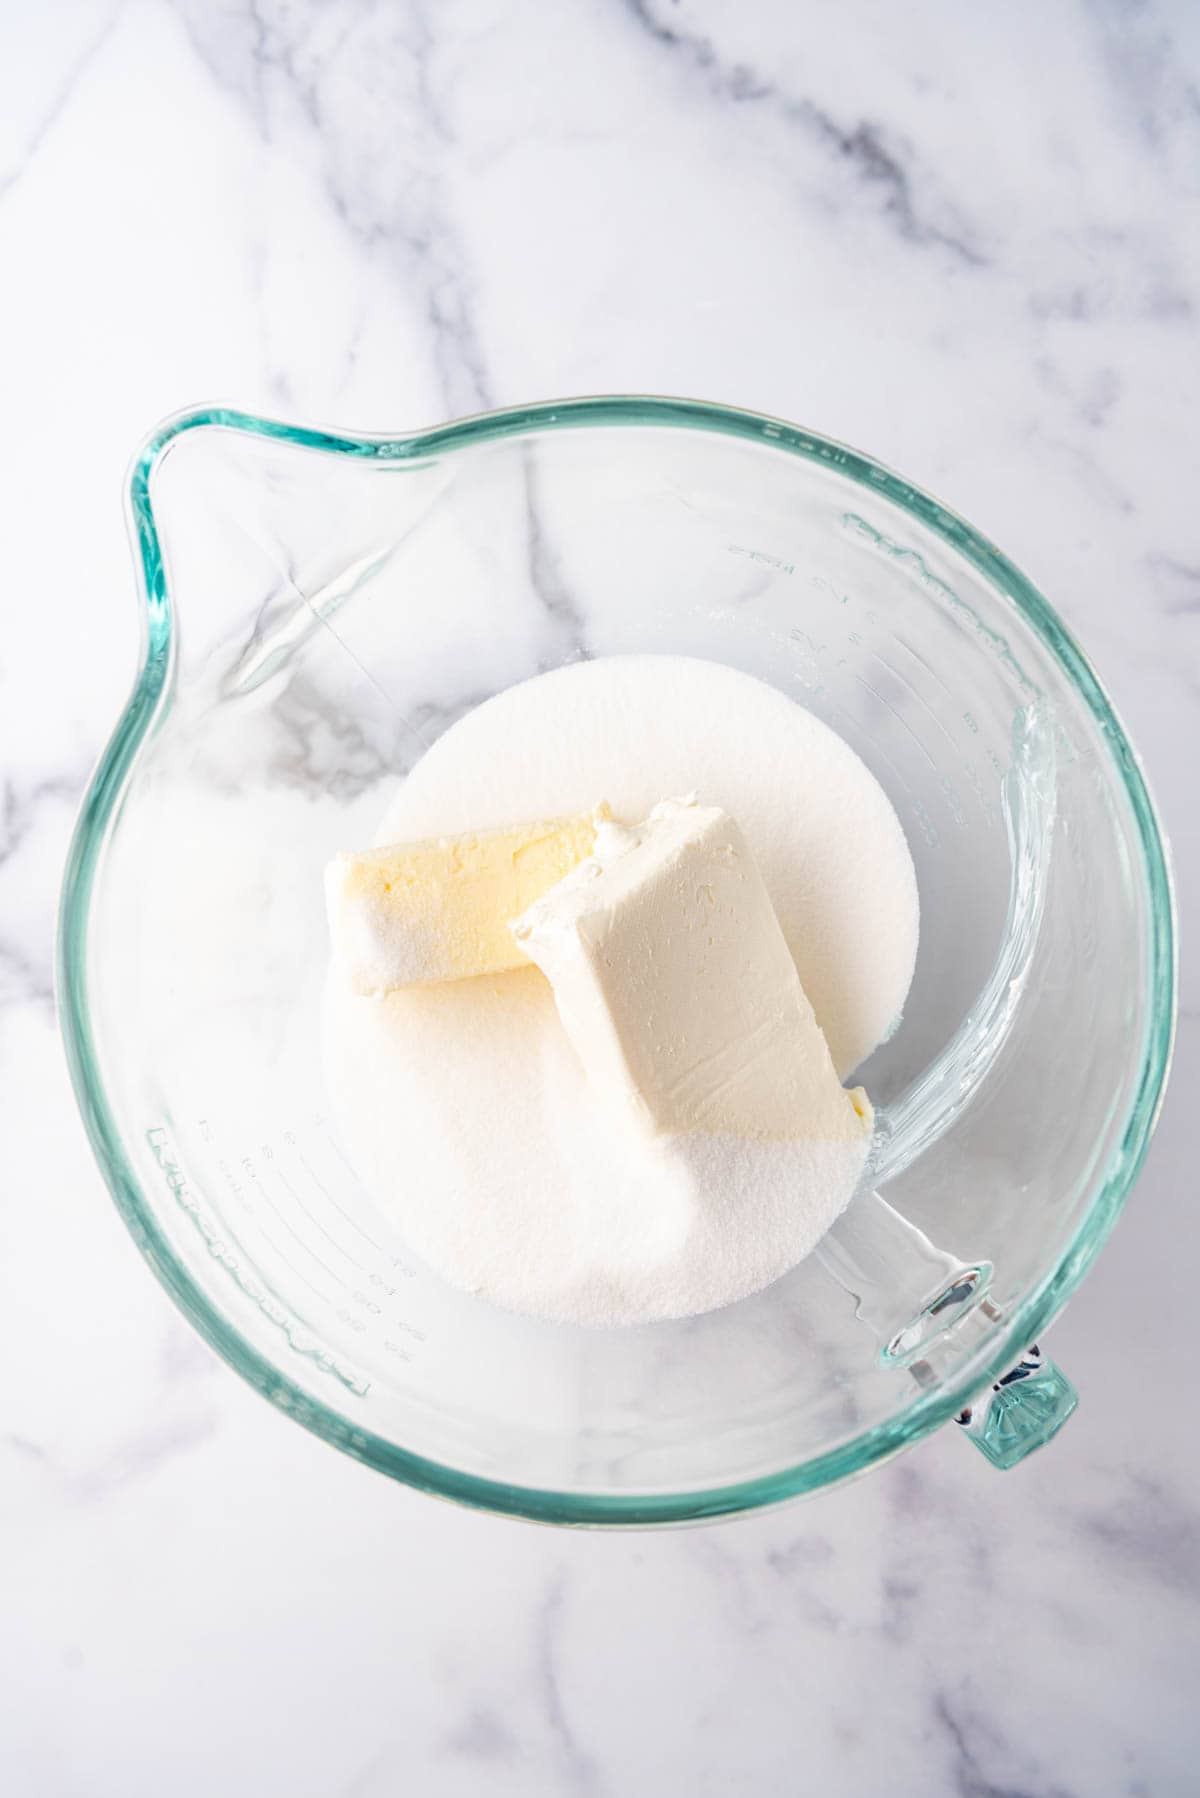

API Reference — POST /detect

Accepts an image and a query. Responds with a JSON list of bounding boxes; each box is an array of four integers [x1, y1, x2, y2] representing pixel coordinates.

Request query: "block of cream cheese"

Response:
[[327, 806, 609, 992], [511, 799, 872, 1143]]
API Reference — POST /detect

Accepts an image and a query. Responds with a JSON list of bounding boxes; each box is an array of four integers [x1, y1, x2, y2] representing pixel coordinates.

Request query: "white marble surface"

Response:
[[2, 2, 1199, 1792]]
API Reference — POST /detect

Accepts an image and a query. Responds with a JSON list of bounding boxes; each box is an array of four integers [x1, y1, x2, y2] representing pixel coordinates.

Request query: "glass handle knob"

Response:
[[952, 1343, 1078, 1470]]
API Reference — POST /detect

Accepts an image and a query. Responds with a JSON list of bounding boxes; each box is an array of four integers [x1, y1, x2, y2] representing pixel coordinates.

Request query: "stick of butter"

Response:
[[327, 805, 610, 992], [511, 798, 872, 1143]]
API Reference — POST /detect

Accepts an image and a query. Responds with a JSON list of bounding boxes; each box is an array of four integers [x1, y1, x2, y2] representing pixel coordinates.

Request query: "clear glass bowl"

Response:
[[58, 398, 1176, 1524]]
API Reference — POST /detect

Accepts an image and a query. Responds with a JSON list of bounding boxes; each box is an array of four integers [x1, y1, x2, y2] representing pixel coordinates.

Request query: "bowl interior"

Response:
[[61, 402, 1174, 1520]]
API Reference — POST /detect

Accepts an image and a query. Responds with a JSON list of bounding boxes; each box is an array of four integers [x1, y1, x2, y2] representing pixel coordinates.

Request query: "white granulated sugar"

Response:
[[325, 655, 919, 1326]]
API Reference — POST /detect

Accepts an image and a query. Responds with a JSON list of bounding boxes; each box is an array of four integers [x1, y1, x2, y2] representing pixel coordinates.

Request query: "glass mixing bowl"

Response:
[[58, 398, 1175, 1523]]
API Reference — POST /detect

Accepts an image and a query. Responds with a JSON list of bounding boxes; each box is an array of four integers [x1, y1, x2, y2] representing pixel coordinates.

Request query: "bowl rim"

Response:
[[57, 395, 1178, 1524]]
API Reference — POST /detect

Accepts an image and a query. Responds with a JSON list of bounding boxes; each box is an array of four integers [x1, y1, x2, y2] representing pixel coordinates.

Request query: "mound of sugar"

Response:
[[325, 655, 919, 1325]]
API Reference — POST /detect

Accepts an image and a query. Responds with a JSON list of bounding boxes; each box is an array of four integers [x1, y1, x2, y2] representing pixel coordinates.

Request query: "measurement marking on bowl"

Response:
[[145, 1126, 370, 1395], [214, 1157, 338, 1301], [225, 1141, 426, 1355], [911, 797, 939, 849], [811, 575, 852, 607], [727, 543, 795, 575], [885, 658, 966, 758], [890, 628, 948, 687], [273, 1162, 373, 1277], [841, 513, 1039, 696], [861, 639, 982, 788], [940, 773, 967, 828], [850, 670, 939, 772], [290, 1138, 383, 1251], [231, 1124, 429, 1346], [322, 1130, 420, 1276], [224, 1157, 341, 1304], [822, 699, 941, 849]]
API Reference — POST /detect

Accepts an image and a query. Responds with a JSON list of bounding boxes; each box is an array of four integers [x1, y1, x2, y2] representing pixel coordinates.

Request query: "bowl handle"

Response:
[[818, 1189, 1078, 1468], [950, 1346, 1078, 1470], [818, 1187, 994, 1364]]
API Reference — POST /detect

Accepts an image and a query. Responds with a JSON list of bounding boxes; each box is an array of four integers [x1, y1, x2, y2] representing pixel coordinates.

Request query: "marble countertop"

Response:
[[3, 2, 1199, 1793]]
